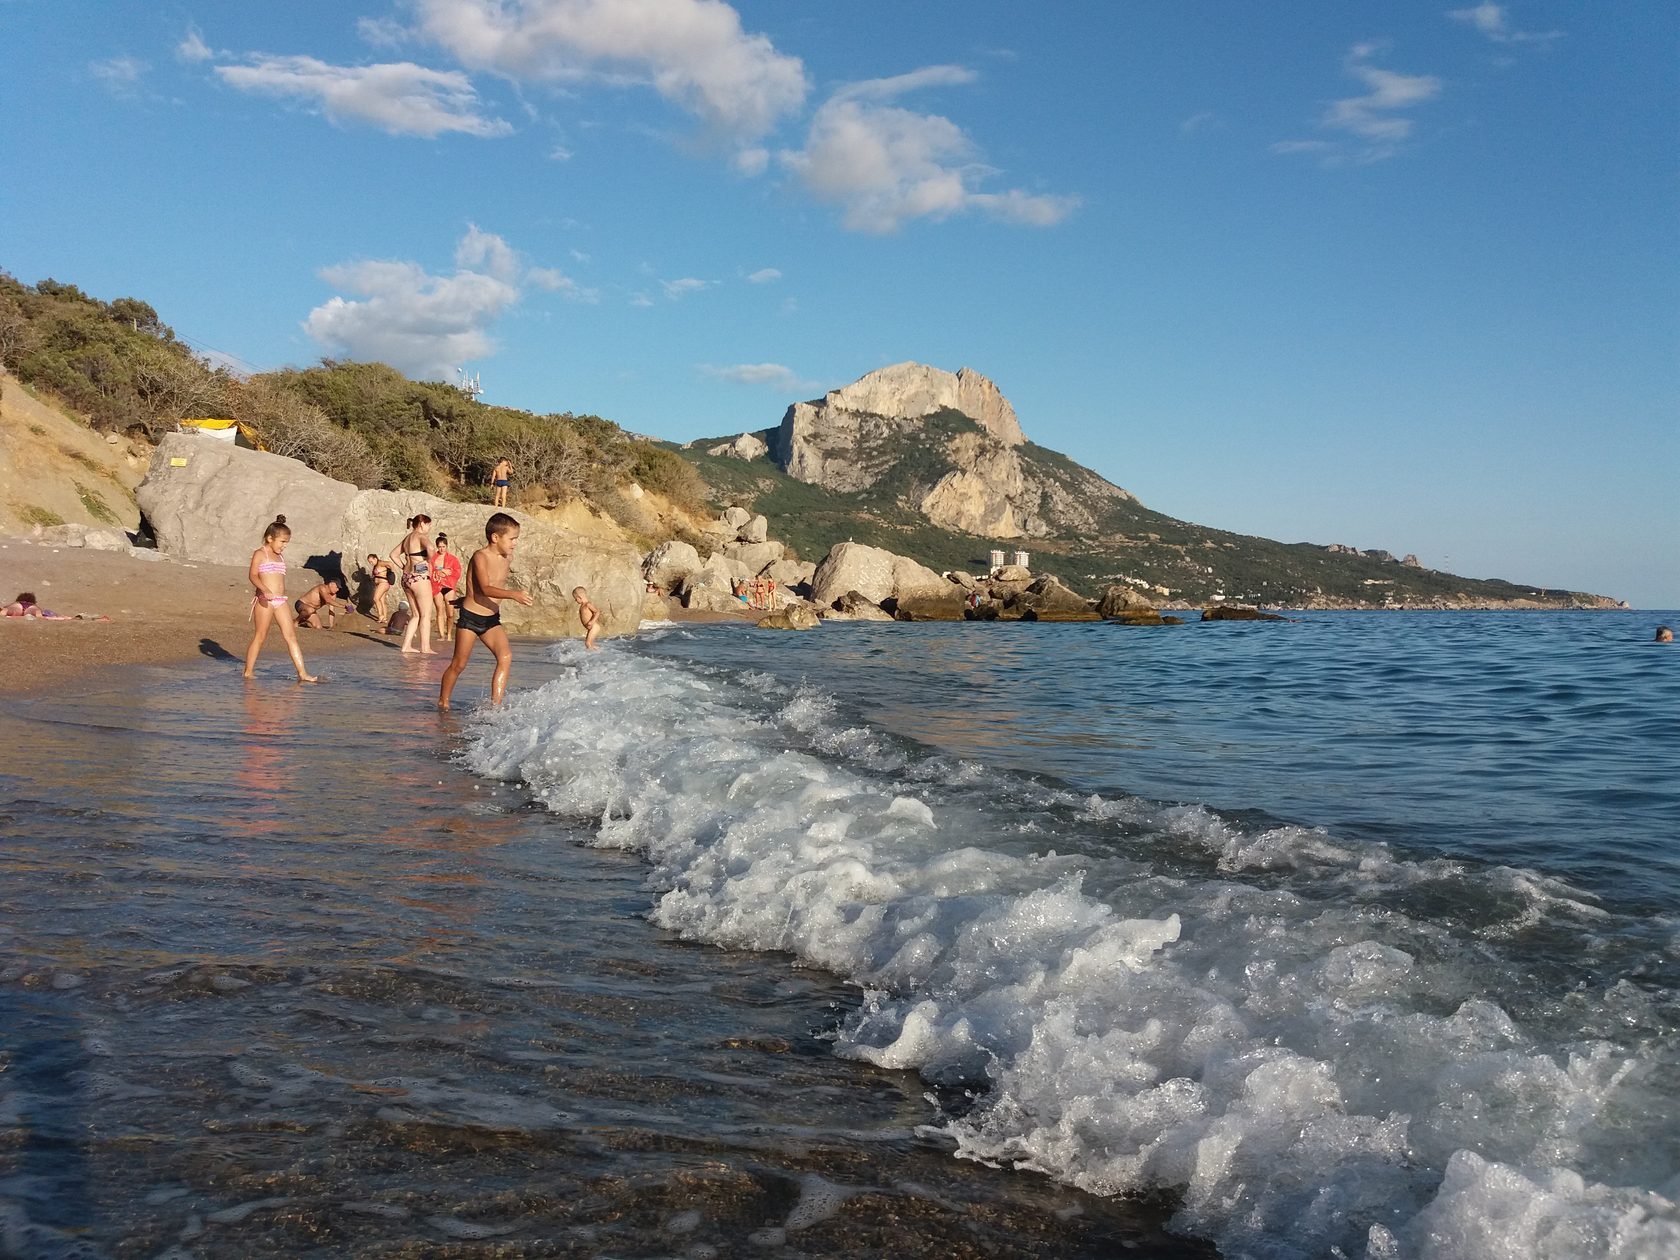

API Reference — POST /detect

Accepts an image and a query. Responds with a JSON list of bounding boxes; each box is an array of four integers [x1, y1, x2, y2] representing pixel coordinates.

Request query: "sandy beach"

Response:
[[0, 535, 392, 695]]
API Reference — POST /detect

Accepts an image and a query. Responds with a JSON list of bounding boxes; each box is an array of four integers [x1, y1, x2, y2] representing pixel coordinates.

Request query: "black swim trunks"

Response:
[[457, 606, 501, 637]]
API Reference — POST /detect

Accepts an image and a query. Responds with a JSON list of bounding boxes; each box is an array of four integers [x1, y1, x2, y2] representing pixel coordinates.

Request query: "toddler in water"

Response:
[[438, 513, 533, 710], [573, 586, 601, 650]]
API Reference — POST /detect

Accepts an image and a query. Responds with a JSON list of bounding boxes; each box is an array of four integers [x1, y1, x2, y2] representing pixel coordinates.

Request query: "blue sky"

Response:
[[4, 1, 1676, 606]]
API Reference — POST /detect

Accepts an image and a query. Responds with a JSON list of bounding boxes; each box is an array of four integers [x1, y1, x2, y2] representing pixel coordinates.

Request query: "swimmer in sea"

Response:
[[573, 585, 601, 651], [1658, 626, 1674, 643], [438, 512, 534, 710], [242, 514, 318, 682]]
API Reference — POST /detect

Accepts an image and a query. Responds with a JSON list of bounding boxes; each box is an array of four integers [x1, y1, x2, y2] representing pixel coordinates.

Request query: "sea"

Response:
[[1, 610, 1675, 1259]]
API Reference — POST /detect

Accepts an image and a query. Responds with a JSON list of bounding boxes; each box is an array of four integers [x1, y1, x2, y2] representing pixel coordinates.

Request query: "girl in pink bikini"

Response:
[[242, 515, 318, 683]]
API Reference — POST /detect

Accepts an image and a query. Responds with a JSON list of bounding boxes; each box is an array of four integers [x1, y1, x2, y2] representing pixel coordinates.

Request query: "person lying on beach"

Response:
[[295, 579, 350, 630], [438, 512, 533, 710], [243, 515, 318, 683], [3, 591, 109, 620], [573, 586, 601, 651]]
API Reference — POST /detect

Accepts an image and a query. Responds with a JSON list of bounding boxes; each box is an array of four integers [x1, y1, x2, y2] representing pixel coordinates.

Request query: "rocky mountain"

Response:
[[681, 363, 1618, 610]]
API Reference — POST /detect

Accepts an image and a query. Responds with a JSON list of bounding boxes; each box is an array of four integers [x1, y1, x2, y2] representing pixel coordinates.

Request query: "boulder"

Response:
[[1108, 608, 1166, 626], [138, 433, 358, 572], [1023, 575, 1095, 615], [707, 432, 769, 461], [643, 539, 702, 589], [340, 489, 643, 639], [723, 539, 784, 573], [991, 563, 1032, 583], [811, 542, 897, 606], [947, 570, 979, 589], [891, 553, 956, 601], [1098, 584, 1156, 619], [721, 505, 752, 530], [37, 523, 131, 552], [641, 589, 672, 622], [892, 594, 968, 621], [764, 558, 816, 591], [738, 514, 769, 544], [758, 603, 820, 631], [702, 551, 752, 582], [1201, 605, 1288, 622], [821, 591, 896, 622]]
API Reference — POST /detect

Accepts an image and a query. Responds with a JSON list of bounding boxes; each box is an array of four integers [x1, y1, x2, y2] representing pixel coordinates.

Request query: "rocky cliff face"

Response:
[[766, 362, 1132, 540]]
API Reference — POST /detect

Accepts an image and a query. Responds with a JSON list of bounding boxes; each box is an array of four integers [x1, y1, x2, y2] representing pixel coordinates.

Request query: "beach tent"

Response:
[[177, 417, 264, 450]]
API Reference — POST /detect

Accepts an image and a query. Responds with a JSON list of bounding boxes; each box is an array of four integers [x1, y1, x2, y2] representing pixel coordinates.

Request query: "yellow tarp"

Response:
[[178, 417, 266, 450]]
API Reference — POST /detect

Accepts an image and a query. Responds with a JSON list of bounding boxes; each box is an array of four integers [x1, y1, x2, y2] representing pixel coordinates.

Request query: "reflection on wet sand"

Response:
[[0, 650, 1209, 1257]]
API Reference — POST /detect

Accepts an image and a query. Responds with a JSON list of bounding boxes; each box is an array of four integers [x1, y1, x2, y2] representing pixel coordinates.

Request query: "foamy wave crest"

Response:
[[463, 651, 1679, 1260]]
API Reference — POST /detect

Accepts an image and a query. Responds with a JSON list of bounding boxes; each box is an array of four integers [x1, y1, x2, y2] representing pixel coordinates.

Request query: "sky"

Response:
[[3, 2, 1676, 607]]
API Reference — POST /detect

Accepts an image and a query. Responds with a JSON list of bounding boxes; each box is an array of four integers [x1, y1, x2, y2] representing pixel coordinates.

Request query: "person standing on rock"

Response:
[[489, 456, 513, 508], [439, 513, 533, 710], [392, 514, 437, 655], [242, 515, 318, 683]]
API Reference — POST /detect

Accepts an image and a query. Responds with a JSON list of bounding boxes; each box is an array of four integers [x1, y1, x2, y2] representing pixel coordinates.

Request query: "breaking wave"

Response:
[[462, 646, 1679, 1259]]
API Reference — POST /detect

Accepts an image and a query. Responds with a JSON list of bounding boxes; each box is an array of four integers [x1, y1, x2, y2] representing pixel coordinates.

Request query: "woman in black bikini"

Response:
[[391, 514, 436, 655]]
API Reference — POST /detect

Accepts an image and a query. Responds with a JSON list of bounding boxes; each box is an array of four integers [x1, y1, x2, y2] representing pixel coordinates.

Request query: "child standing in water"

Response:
[[243, 515, 318, 683], [573, 586, 601, 650], [438, 513, 533, 710]]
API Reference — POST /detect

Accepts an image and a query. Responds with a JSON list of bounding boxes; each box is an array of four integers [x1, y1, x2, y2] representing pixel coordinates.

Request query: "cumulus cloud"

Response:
[[745, 267, 781, 284], [1448, 3, 1562, 45], [780, 65, 1077, 233], [405, 0, 808, 144], [303, 226, 582, 376], [1276, 44, 1441, 163], [701, 362, 812, 390], [215, 55, 511, 138], [90, 56, 149, 97], [661, 276, 709, 299]]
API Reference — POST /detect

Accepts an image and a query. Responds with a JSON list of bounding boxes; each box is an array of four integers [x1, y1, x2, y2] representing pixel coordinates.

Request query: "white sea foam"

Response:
[[463, 649, 1680, 1260]]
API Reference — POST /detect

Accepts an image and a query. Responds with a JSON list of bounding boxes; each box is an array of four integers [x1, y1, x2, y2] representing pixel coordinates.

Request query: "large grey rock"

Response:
[[37, 523, 130, 552], [992, 563, 1032, 583], [737, 514, 769, 544], [138, 434, 358, 570], [1024, 575, 1095, 616], [721, 506, 752, 530], [891, 554, 956, 602], [810, 541, 956, 608], [706, 432, 769, 460], [643, 540, 702, 589], [680, 565, 745, 613], [723, 539, 784, 574], [764, 558, 816, 590], [1098, 584, 1155, 619], [341, 490, 642, 639]]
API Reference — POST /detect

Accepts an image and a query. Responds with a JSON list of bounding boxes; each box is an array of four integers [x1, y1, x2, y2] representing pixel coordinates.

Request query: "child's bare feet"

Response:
[[297, 674, 320, 684]]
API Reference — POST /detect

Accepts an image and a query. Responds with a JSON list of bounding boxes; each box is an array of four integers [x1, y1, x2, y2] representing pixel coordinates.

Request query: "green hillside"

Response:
[[679, 416, 1610, 609]]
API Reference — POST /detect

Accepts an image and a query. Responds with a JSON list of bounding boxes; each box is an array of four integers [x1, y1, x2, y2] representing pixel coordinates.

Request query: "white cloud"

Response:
[[90, 56, 149, 96], [780, 66, 1077, 233], [527, 267, 600, 302], [176, 28, 213, 63], [215, 55, 512, 138], [302, 227, 586, 376], [701, 362, 812, 390], [1180, 110, 1218, 135], [629, 293, 655, 308], [1448, 3, 1562, 45], [661, 276, 708, 299], [731, 145, 769, 176], [406, 0, 808, 141], [745, 267, 781, 284], [1278, 44, 1442, 163], [549, 143, 574, 160]]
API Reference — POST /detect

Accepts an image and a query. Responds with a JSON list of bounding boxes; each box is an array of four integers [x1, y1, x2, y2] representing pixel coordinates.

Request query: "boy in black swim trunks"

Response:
[[438, 513, 534, 710]]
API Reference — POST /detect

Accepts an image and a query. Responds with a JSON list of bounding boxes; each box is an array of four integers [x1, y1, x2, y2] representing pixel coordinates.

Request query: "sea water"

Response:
[[460, 611, 1679, 1259], [2, 612, 1675, 1258]]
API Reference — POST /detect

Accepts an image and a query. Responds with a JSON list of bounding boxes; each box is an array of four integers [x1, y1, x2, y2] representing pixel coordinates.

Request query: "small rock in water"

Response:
[[426, 1215, 516, 1239]]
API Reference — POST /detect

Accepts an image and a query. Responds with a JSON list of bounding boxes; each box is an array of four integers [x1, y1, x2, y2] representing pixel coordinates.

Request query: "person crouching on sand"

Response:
[[438, 513, 533, 710], [573, 586, 601, 650], [295, 578, 349, 630], [243, 515, 317, 683]]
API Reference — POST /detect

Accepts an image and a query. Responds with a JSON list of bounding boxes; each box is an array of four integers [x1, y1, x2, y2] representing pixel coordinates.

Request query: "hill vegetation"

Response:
[[0, 273, 704, 523]]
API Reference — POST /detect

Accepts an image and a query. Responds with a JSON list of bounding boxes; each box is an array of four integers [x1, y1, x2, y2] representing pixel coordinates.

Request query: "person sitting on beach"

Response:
[[431, 533, 463, 641], [573, 586, 601, 651], [242, 515, 318, 683], [438, 512, 533, 710], [2, 591, 106, 620], [489, 456, 513, 508], [1658, 626, 1674, 643], [366, 553, 395, 626], [295, 579, 349, 630]]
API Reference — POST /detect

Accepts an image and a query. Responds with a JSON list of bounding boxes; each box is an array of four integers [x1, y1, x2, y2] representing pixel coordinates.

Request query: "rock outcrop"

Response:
[[758, 604, 819, 631], [138, 433, 358, 571], [823, 592, 896, 622], [809, 542, 955, 610], [1202, 604, 1288, 622], [340, 490, 643, 639], [707, 432, 768, 460], [643, 540, 702, 589]]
